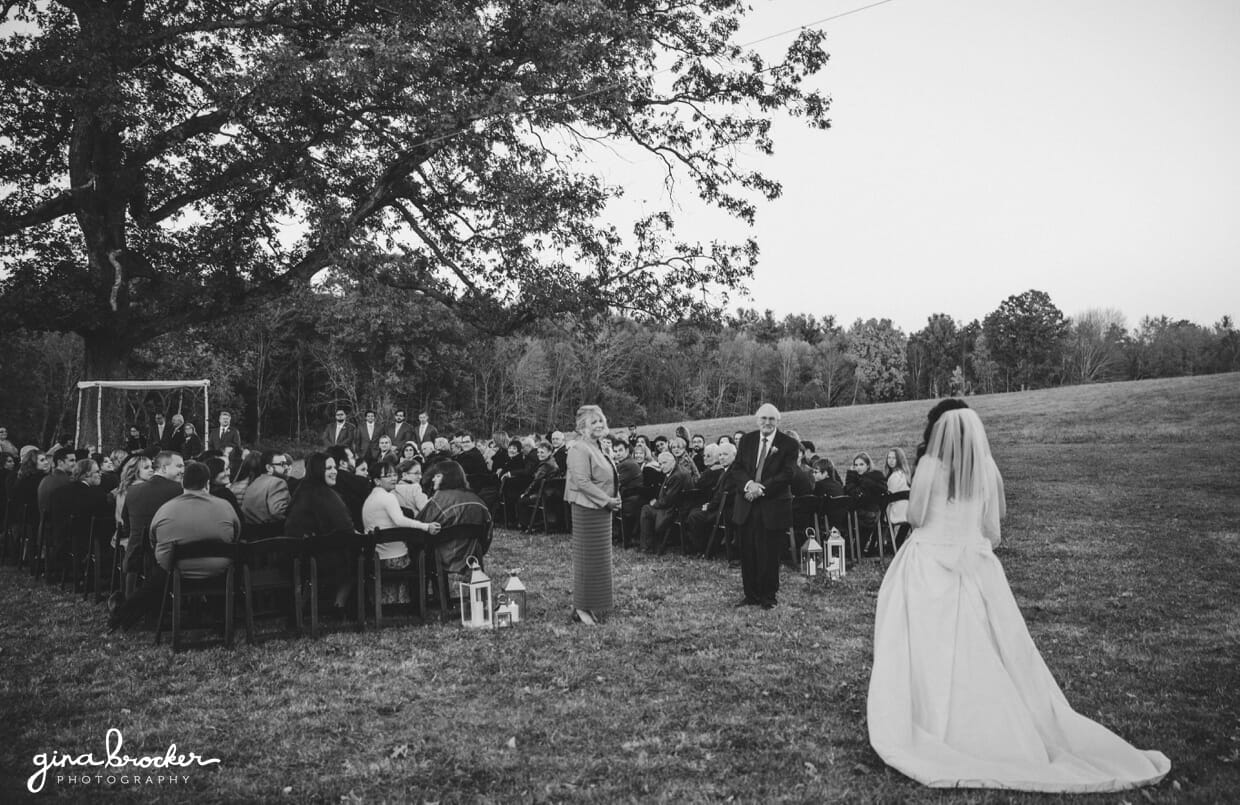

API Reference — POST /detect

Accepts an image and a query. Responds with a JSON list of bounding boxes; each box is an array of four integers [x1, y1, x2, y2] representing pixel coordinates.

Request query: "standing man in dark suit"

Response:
[[208, 411, 244, 461], [731, 403, 800, 609], [167, 414, 186, 454], [323, 408, 356, 449], [387, 409, 414, 448], [147, 413, 170, 450], [414, 411, 438, 446], [355, 410, 381, 463]]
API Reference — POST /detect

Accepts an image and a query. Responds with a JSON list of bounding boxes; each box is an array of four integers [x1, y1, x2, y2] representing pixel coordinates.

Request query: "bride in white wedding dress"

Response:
[[867, 403, 1170, 792]]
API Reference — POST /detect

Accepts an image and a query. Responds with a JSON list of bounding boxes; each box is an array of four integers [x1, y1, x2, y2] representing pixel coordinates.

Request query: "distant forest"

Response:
[[2, 284, 1236, 449]]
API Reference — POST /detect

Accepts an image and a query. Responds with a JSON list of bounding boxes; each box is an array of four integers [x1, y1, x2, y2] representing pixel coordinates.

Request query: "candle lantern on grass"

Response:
[[501, 569, 527, 624], [826, 527, 846, 580], [801, 529, 824, 578], [459, 556, 493, 629]]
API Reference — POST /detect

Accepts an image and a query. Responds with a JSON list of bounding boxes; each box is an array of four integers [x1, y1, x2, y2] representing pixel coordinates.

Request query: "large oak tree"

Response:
[[0, 0, 829, 381]]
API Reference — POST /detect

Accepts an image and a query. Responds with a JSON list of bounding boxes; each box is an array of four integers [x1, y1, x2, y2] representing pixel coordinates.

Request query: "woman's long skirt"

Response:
[[571, 503, 614, 612]]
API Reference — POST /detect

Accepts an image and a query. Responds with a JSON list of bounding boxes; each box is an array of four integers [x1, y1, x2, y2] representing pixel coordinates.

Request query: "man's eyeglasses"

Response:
[[272, 461, 290, 467]]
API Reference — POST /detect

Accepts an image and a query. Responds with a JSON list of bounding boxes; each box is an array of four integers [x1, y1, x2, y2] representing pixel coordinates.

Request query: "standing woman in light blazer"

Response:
[[565, 404, 622, 625]]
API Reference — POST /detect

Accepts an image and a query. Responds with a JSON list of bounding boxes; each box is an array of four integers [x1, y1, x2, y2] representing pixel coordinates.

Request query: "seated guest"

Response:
[[454, 431, 490, 478], [517, 441, 560, 530], [812, 457, 846, 497], [668, 436, 699, 483], [684, 441, 737, 553], [282, 453, 301, 497], [419, 460, 493, 598], [229, 450, 266, 508], [284, 453, 354, 540], [400, 442, 421, 463], [424, 437, 452, 470], [124, 426, 147, 453], [612, 438, 644, 538], [690, 434, 707, 473], [638, 451, 691, 552], [179, 421, 204, 458], [394, 458, 429, 515], [111, 455, 154, 553], [884, 447, 912, 548], [121, 451, 185, 598], [791, 456, 815, 496], [206, 456, 243, 519], [100, 448, 128, 495], [652, 435, 669, 457], [694, 444, 724, 493], [550, 431, 568, 475], [108, 460, 240, 632], [13, 451, 49, 525], [325, 445, 372, 531], [38, 447, 75, 516], [363, 455, 441, 605], [239, 450, 292, 535], [49, 458, 111, 576], [846, 451, 888, 552], [489, 438, 515, 476], [498, 439, 533, 524]]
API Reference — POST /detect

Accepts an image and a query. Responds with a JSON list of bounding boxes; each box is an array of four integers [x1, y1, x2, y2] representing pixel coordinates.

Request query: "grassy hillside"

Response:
[[1, 373, 1237, 803]]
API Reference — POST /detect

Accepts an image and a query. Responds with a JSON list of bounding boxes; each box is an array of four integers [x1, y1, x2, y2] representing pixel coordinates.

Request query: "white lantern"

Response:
[[826, 527, 846, 580], [501, 569, 527, 624], [801, 529, 824, 578], [458, 556, 493, 629]]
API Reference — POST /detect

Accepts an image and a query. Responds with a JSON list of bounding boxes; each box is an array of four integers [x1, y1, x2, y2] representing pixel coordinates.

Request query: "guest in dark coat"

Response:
[[325, 445, 372, 531]]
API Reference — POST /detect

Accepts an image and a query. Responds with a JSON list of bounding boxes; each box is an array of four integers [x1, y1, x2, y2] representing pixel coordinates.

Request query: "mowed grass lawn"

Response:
[[2, 373, 1238, 803]]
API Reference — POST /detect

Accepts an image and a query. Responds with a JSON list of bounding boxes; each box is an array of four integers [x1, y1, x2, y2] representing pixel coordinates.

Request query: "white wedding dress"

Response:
[[867, 410, 1170, 792]]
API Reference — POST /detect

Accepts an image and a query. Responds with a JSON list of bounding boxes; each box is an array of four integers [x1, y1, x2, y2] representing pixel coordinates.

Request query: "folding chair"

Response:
[[660, 489, 709, 555], [787, 493, 820, 565], [81, 516, 114, 603], [306, 530, 364, 637], [154, 539, 237, 652], [363, 528, 429, 628], [823, 496, 857, 562], [239, 537, 305, 644], [704, 492, 735, 559], [524, 478, 552, 534], [425, 522, 492, 623]]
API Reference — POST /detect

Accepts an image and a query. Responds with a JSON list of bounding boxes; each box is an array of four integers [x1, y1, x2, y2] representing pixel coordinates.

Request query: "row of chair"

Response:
[[611, 489, 911, 566]]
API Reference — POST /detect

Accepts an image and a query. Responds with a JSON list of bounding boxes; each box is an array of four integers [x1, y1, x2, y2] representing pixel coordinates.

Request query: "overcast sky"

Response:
[[608, 0, 1240, 334]]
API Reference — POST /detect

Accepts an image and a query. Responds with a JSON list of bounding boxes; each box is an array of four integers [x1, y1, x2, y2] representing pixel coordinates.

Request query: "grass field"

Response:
[[2, 373, 1238, 803]]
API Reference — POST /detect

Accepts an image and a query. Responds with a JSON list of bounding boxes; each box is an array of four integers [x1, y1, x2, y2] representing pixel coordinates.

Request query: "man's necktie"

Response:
[[220, 428, 225, 441], [755, 436, 770, 480]]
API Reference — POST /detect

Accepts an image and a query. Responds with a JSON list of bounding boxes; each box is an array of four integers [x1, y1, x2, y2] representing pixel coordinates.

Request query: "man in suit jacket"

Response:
[[354, 410, 382, 463], [121, 451, 186, 596], [167, 414, 186, 454], [208, 411, 244, 465], [147, 413, 170, 450], [413, 411, 438, 446], [387, 409, 415, 448], [731, 403, 801, 609], [639, 451, 691, 553], [323, 408, 356, 449]]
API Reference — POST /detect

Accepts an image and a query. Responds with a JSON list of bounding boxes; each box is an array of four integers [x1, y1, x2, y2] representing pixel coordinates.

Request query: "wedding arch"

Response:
[[74, 379, 211, 453]]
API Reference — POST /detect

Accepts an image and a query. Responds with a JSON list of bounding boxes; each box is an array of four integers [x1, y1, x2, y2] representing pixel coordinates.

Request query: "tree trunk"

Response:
[[77, 334, 133, 452]]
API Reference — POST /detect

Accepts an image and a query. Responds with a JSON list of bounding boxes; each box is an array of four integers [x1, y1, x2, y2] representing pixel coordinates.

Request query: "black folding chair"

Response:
[[239, 537, 305, 644], [306, 530, 364, 637], [426, 522, 493, 623], [362, 528, 430, 628], [704, 493, 735, 560], [154, 539, 238, 652]]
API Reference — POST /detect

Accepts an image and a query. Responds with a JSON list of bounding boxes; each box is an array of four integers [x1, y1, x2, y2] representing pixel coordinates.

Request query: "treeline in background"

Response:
[[2, 284, 1236, 449]]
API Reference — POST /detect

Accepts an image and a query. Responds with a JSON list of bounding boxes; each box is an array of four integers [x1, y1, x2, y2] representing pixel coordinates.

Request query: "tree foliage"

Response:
[[982, 289, 1069, 390], [0, 0, 830, 377]]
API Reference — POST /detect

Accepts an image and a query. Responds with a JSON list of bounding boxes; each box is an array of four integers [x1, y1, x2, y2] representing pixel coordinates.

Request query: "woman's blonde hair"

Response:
[[575, 404, 606, 435]]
